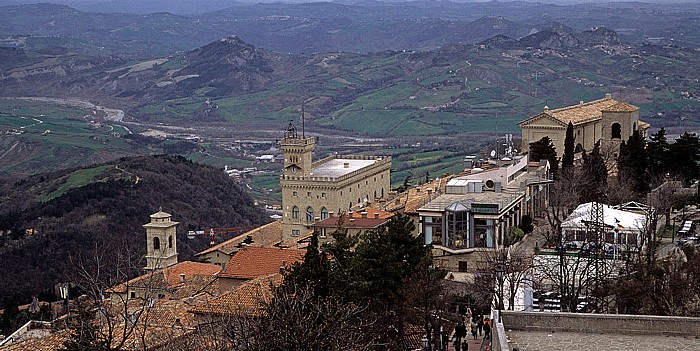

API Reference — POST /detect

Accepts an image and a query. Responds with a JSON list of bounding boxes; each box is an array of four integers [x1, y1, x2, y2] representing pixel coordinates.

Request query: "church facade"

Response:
[[279, 123, 391, 242], [518, 93, 650, 158]]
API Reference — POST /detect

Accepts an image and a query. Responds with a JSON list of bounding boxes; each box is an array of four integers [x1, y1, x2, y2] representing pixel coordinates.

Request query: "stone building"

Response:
[[144, 208, 179, 271], [279, 123, 391, 242], [518, 93, 650, 158]]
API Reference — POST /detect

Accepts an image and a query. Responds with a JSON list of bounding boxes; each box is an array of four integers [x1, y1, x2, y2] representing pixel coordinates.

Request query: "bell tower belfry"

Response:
[[143, 208, 179, 271], [280, 122, 315, 178]]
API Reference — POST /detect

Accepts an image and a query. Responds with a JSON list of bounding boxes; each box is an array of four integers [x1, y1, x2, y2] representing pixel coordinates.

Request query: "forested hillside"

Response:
[[0, 155, 269, 312]]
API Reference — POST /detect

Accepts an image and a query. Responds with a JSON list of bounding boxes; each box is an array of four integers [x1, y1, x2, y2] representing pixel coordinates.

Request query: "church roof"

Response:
[[601, 101, 640, 113], [519, 95, 640, 127]]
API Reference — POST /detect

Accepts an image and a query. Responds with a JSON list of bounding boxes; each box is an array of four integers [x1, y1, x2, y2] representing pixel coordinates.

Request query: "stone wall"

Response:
[[502, 311, 700, 337]]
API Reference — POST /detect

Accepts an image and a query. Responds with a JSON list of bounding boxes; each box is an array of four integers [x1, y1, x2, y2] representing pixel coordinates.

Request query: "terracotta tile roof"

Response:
[[190, 274, 282, 316], [168, 274, 220, 300], [548, 97, 618, 125], [311, 215, 390, 229], [195, 220, 283, 257], [384, 176, 453, 214], [355, 206, 394, 219], [601, 101, 640, 112], [107, 261, 221, 293], [278, 230, 314, 249], [520, 96, 640, 127], [0, 331, 68, 351], [218, 247, 305, 280], [638, 120, 651, 129]]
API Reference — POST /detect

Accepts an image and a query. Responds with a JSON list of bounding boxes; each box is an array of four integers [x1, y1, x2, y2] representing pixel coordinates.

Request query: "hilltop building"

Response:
[[518, 93, 650, 157], [416, 155, 552, 272], [144, 208, 179, 271], [279, 123, 391, 241]]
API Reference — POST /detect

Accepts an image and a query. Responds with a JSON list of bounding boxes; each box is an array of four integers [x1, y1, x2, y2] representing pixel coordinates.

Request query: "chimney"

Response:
[[579, 101, 584, 105], [543, 106, 549, 112], [361, 212, 367, 218], [329, 211, 334, 218], [179, 274, 185, 283], [605, 93, 612, 99], [374, 213, 379, 219], [344, 162, 350, 168]]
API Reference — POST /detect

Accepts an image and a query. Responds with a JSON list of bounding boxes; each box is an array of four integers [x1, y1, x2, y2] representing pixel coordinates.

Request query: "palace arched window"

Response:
[[321, 207, 329, 220], [575, 143, 583, 153], [292, 206, 299, 219], [611, 123, 622, 139], [306, 207, 314, 222]]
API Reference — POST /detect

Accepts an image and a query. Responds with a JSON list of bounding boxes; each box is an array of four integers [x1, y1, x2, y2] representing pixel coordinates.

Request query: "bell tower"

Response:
[[143, 208, 179, 271], [280, 122, 315, 178]]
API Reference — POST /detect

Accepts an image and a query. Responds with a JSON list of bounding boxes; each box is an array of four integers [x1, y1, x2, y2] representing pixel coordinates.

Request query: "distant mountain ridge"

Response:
[[482, 25, 623, 50], [0, 1, 698, 58]]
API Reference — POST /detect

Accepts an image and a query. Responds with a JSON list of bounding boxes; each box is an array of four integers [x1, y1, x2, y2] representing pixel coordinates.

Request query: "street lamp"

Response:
[[495, 258, 505, 323]]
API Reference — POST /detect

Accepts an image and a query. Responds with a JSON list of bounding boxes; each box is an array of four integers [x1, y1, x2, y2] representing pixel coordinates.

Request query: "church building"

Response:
[[279, 123, 391, 242], [518, 93, 650, 157]]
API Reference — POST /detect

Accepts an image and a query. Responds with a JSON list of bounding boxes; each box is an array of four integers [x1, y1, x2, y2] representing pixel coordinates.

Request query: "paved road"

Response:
[[506, 331, 700, 351]]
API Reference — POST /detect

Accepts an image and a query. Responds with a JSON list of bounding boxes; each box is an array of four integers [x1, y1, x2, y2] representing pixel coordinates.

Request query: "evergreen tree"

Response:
[[581, 141, 608, 204], [529, 136, 559, 175], [618, 131, 648, 194], [647, 127, 670, 178], [562, 122, 575, 170], [668, 132, 700, 186]]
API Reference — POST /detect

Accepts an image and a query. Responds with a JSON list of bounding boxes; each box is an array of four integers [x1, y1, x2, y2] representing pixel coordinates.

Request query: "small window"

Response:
[[307, 192, 311, 197], [168, 235, 173, 249], [293, 191, 298, 197], [320, 229, 327, 238], [458, 261, 468, 272], [612, 123, 622, 139], [292, 206, 299, 219], [153, 237, 160, 250], [321, 192, 326, 198], [130, 292, 136, 299], [158, 294, 165, 299], [292, 230, 300, 237]]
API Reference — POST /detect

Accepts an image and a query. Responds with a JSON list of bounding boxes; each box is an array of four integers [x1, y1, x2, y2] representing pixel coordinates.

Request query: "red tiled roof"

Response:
[[311, 216, 390, 229], [195, 220, 283, 257], [107, 261, 221, 293], [0, 331, 68, 351], [218, 247, 305, 280], [190, 274, 283, 316]]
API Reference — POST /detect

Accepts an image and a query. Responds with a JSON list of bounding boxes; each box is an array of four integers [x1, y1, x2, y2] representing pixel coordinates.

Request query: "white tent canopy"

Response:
[[562, 202, 646, 234]]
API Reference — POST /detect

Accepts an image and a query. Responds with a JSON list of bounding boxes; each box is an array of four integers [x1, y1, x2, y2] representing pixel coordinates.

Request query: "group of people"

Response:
[[453, 308, 492, 351]]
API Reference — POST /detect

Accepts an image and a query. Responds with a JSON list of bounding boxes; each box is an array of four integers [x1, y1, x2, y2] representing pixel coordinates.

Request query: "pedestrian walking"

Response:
[[454, 322, 467, 349], [464, 307, 472, 325], [470, 321, 478, 340], [483, 319, 491, 340], [477, 316, 483, 336]]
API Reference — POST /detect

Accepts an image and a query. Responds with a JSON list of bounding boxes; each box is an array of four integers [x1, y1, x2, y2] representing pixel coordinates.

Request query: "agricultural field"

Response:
[[0, 99, 141, 176]]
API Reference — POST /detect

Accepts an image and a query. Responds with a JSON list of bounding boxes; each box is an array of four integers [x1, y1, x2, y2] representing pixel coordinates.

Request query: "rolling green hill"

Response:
[[0, 155, 270, 314]]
